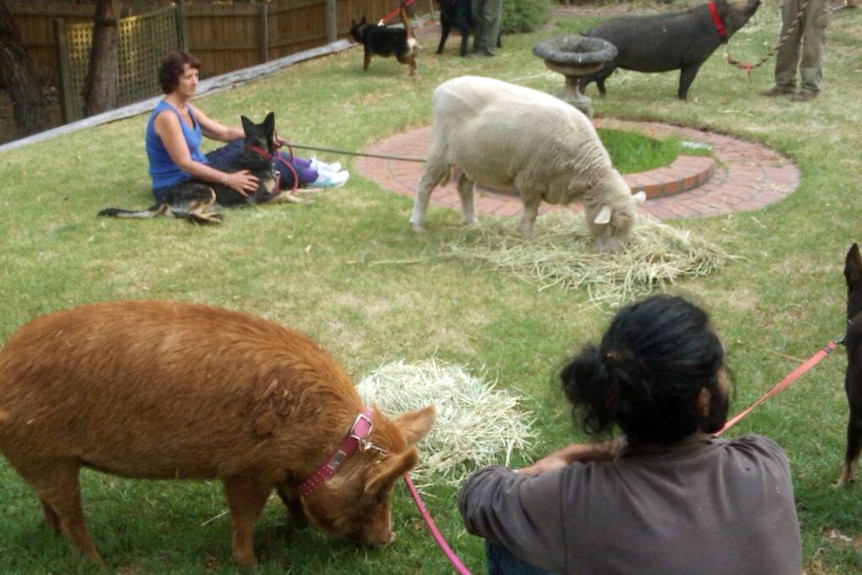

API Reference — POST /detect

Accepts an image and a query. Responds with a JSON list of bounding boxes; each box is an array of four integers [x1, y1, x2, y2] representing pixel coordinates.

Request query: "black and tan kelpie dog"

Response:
[[349, 5, 420, 76], [838, 242, 862, 486], [98, 112, 304, 224]]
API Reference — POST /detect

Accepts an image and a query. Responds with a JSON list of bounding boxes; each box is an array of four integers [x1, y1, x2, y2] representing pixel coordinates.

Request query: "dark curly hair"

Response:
[[158, 51, 201, 95], [560, 295, 729, 446]]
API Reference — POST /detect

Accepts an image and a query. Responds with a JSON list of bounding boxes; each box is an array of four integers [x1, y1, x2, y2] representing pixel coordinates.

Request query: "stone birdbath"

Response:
[[532, 35, 618, 119]]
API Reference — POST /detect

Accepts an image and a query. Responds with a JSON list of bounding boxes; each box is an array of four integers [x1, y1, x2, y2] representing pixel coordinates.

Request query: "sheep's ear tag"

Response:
[[594, 205, 612, 225]]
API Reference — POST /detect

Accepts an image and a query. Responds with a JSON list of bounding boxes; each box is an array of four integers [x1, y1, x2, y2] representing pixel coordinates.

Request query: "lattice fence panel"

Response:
[[57, 5, 183, 122]]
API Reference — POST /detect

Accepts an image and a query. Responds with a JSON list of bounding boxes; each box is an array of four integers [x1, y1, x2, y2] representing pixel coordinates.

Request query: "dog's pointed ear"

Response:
[[241, 115, 254, 136], [263, 112, 276, 150], [263, 112, 275, 133], [360, 16, 367, 24]]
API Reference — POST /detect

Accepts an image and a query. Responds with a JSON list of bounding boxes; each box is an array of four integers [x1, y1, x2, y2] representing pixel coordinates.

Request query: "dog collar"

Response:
[[245, 144, 273, 161], [298, 407, 383, 496], [707, 2, 728, 44]]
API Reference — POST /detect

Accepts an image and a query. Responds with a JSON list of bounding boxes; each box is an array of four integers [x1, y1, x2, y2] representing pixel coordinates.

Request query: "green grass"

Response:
[[0, 1, 861, 573], [598, 127, 705, 173]]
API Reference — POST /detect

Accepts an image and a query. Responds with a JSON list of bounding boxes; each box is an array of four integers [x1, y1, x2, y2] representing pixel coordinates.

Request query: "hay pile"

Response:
[[440, 211, 735, 308], [356, 359, 536, 486]]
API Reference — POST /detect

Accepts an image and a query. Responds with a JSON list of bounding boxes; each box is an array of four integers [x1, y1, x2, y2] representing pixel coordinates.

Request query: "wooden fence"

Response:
[[9, 0, 432, 119]]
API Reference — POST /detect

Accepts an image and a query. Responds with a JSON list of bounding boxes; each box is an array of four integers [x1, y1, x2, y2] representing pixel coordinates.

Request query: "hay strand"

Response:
[[356, 359, 537, 487], [439, 211, 736, 308]]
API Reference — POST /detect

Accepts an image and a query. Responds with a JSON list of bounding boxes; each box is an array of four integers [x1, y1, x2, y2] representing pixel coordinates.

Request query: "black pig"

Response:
[[578, 0, 761, 100]]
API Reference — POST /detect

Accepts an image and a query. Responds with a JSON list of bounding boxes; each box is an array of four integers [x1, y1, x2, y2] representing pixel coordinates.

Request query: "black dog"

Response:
[[349, 7, 420, 76], [436, 0, 471, 57], [99, 112, 305, 224], [838, 242, 862, 486]]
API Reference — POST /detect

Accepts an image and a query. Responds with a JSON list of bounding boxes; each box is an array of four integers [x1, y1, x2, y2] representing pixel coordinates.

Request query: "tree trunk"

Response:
[[0, 0, 50, 138], [83, 0, 120, 117]]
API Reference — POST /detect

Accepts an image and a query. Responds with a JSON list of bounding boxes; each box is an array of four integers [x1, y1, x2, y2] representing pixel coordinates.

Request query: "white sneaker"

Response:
[[310, 157, 342, 174], [308, 170, 349, 189]]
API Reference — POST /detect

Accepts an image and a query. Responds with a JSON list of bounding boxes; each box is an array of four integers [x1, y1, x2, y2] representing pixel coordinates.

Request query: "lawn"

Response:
[[0, 1, 860, 573]]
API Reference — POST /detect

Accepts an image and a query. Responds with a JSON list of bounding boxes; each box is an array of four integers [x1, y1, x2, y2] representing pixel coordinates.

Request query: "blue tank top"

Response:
[[145, 100, 209, 191]]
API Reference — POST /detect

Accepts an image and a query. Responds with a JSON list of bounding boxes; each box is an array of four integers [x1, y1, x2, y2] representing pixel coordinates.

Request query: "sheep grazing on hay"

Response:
[[357, 359, 536, 486], [410, 75, 646, 252]]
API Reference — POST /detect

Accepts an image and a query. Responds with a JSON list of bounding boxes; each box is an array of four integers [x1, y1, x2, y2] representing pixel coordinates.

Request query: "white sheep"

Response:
[[409, 75, 646, 251]]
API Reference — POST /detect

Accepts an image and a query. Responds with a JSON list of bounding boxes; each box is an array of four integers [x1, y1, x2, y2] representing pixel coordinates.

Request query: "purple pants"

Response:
[[206, 140, 318, 188]]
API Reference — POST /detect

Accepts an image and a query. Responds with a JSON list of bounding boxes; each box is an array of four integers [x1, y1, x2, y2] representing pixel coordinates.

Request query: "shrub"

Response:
[[502, 0, 555, 34]]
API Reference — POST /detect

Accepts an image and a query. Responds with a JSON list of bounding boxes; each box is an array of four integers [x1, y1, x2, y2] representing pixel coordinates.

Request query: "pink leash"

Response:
[[403, 473, 473, 575], [718, 337, 841, 435]]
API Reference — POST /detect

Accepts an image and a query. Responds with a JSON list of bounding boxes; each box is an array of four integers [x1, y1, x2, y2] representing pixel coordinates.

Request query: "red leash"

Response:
[[404, 473, 473, 575], [718, 336, 841, 435], [379, 0, 415, 25]]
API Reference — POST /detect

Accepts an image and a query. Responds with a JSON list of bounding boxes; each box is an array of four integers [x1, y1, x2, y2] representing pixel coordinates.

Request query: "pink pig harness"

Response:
[[298, 406, 381, 496]]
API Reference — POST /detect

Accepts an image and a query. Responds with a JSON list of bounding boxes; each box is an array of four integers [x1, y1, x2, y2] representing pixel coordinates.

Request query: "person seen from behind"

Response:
[[458, 294, 802, 575], [147, 51, 348, 204]]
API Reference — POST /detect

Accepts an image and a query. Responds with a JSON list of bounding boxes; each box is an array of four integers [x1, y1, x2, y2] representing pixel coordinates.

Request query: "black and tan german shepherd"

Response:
[[838, 242, 862, 486], [98, 112, 303, 224], [349, 5, 420, 76]]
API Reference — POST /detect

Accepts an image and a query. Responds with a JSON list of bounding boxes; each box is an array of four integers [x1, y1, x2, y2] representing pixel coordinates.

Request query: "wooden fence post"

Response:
[[259, 2, 268, 63], [326, 0, 336, 44], [176, 0, 188, 52], [52, 18, 73, 124]]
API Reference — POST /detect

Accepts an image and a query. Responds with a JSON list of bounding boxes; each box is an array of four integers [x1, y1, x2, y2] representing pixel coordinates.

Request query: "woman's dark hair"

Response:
[[560, 295, 728, 445], [158, 51, 201, 94]]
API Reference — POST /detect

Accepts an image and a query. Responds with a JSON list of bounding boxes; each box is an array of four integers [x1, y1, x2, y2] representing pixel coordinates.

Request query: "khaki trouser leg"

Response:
[[774, 0, 829, 93], [799, 0, 830, 93]]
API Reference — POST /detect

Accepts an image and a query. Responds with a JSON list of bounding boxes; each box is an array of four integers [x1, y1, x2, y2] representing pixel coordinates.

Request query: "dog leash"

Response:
[[403, 473, 473, 575], [285, 142, 426, 163], [379, 0, 415, 26], [718, 334, 842, 434]]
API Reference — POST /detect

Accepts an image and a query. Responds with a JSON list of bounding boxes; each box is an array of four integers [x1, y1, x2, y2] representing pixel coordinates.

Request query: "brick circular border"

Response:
[[355, 119, 800, 220]]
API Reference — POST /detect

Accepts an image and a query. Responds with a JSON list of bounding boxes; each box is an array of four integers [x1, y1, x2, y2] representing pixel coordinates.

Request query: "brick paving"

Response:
[[355, 119, 800, 220]]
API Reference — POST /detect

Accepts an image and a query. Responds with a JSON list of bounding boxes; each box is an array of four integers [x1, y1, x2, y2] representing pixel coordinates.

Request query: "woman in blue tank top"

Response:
[[146, 51, 348, 202]]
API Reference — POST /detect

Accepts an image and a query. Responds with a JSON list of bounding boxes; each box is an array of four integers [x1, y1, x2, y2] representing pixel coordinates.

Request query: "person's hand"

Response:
[[518, 452, 572, 475], [224, 170, 258, 196], [274, 134, 287, 149], [517, 438, 626, 475]]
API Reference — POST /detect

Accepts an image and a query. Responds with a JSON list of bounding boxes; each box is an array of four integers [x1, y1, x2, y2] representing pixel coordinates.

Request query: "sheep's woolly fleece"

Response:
[[356, 359, 536, 486], [439, 211, 737, 308]]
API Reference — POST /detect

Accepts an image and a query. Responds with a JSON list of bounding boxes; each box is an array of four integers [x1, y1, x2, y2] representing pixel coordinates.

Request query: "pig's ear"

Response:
[[392, 405, 435, 446], [594, 204, 612, 225], [365, 448, 418, 496]]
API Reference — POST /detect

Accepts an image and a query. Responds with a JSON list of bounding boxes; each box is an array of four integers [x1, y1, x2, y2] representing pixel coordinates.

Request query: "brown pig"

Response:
[[0, 300, 435, 567]]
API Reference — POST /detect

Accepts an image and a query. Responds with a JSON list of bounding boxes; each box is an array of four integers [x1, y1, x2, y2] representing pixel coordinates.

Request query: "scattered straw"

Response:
[[356, 359, 536, 487], [439, 211, 737, 308]]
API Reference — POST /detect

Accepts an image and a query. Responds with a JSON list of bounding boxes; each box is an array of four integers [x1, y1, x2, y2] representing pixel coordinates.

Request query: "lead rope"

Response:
[[404, 473, 473, 575], [718, 335, 841, 434], [724, 0, 808, 78]]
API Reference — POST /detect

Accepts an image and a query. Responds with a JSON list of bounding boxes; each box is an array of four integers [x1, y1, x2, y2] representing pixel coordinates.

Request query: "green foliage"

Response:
[[502, 0, 555, 34]]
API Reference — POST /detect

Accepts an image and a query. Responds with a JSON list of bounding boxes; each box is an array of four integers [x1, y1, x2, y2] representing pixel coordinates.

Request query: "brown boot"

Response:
[[790, 91, 817, 102], [760, 86, 794, 97]]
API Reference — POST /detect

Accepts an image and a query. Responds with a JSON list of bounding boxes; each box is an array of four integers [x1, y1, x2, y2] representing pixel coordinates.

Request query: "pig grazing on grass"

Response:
[[578, 0, 761, 100], [410, 75, 646, 252], [0, 301, 435, 567]]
